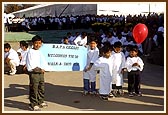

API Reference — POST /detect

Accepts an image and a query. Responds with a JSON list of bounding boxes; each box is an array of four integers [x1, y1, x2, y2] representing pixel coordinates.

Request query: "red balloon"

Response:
[[133, 23, 148, 44]]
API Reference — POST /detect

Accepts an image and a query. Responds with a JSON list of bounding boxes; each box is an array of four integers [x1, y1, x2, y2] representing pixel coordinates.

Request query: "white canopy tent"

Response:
[[11, 2, 165, 18], [12, 4, 97, 17]]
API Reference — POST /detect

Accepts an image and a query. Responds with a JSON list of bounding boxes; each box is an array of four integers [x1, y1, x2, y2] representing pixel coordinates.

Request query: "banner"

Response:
[[39, 44, 87, 71]]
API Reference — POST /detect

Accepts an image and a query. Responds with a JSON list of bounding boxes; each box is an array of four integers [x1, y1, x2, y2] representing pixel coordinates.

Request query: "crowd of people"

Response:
[[4, 13, 164, 32]]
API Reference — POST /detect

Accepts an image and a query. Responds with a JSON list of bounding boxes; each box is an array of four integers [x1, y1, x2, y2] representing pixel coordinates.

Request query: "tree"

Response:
[[4, 4, 36, 14]]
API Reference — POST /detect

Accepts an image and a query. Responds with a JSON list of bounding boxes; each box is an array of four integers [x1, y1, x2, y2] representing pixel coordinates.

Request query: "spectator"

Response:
[[4, 43, 20, 75]]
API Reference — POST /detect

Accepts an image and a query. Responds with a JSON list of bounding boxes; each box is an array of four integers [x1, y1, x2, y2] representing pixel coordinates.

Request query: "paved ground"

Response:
[[3, 42, 165, 113]]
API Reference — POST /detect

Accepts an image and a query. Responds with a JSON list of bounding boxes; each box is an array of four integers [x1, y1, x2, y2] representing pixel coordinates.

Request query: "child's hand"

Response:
[[121, 68, 127, 74], [84, 66, 91, 72], [132, 63, 140, 67]]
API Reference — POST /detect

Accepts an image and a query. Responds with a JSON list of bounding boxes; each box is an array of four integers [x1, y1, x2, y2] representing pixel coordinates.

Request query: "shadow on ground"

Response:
[[4, 82, 164, 111]]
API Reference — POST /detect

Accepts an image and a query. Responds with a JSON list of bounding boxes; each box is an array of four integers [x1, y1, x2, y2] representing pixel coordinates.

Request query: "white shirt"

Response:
[[83, 46, 99, 81], [4, 48, 20, 66], [17, 48, 29, 65], [158, 26, 164, 33], [111, 51, 125, 74], [74, 35, 87, 46], [124, 41, 134, 46], [111, 37, 127, 45], [94, 56, 113, 78], [94, 56, 113, 94], [111, 51, 125, 86], [125, 56, 144, 72], [153, 34, 158, 46], [86, 47, 99, 65], [68, 36, 76, 45], [4, 15, 7, 24], [26, 48, 47, 71]]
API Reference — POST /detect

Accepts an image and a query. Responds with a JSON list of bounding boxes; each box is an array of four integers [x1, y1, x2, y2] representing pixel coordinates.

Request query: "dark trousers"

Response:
[[83, 79, 96, 92], [128, 70, 141, 94], [112, 84, 122, 89], [29, 73, 45, 107]]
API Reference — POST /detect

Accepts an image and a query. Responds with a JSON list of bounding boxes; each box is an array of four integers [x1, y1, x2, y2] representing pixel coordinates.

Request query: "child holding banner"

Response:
[[83, 37, 99, 96], [26, 35, 48, 111], [94, 46, 113, 101]]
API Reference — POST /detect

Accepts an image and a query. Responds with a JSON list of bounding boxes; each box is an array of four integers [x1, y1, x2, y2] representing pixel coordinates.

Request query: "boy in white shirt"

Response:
[[4, 43, 20, 75], [16, 41, 29, 74], [94, 46, 113, 101], [26, 35, 48, 111], [74, 32, 87, 46], [111, 41, 126, 97], [125, 45, 144, 97], [83, 38, 99, 96]]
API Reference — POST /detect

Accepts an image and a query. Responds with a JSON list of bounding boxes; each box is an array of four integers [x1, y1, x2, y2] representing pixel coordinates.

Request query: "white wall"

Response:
[[97, 2, 165, 16]]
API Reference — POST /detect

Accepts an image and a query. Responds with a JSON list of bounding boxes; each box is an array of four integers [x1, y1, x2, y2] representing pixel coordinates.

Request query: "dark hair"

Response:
[[113, 41, 122, 48], [101, 45, 112, 54], [88, 36, 98, 43], [4, 43, 11, 49], [32, 35, 43, 43], [63, 37, 68, 40], [19, 40, 26, 45], [67, 32, 71, 35], [130, 45, 138, 52], [81, 32, 87, 36], [22, 42, 28, 48]]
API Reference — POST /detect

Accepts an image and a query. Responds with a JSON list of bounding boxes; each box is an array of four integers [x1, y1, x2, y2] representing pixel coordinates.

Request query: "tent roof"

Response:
[[12, 4, 54, 14]]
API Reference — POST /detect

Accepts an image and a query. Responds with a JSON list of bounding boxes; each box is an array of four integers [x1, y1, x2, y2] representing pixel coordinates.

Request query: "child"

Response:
[[4, 43, 20, 75], [16, 41, 29, 74], [111, 41, 126, 97], [125, 45, 144, 97], [17, 40, 27, 53], [83, 37, 99, 96], [67, 32, 75, 45], [62, 37, 70, 45], [26, 35, 48, 111], [74, 32, 87, 46], [94, 46, 113, 100]]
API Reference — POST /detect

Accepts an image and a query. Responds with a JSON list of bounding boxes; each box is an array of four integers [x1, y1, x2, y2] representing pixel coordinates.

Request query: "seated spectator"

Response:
[[4, 43, 20, 75], [16, 41, 29, 74], [62, 37, 70, 45], [74, 32, 87, 46], [67, 32, 75, 45]]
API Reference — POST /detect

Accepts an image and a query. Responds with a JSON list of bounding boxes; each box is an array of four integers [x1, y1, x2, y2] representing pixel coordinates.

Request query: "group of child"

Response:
[[83, 37, 144, 100], [4, 41, 29, 75], [4, 36, 48, 111], [4, 33, 144, 110]]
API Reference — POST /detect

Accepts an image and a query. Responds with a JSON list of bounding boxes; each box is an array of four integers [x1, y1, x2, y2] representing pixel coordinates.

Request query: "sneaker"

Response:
[[82, 91, 89, 96], [90, 91, 97, 96], [118, 89, 124, 96], [108, 92, 114, 98], [135, 92, 142, 96], [40, 102, 48, 108], [112, 90, 118, 97], [128, 92, 134, 97], [9, 70, 16, 75], [100, 95, 108, 101], [29, 105, 41, 111]]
